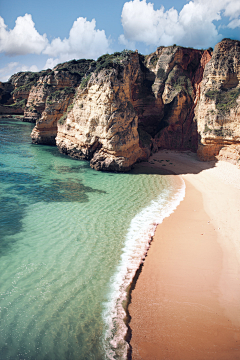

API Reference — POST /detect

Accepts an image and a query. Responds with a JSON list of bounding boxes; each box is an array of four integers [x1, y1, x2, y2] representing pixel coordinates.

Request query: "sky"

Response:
[[0, 0, 240, 82]]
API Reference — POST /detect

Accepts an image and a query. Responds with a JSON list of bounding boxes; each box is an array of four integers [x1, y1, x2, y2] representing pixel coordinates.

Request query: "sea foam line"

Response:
[[102, 176, 186, 360]]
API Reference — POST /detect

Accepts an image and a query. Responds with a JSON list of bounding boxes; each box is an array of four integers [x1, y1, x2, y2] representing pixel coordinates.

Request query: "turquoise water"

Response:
[[0, 119, 184, 359]]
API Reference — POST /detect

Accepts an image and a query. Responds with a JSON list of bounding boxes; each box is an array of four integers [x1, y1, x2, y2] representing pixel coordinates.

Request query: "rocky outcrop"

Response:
[[56, 47, 211, 171], [145, 46, 211, 151], [0, 80, 18, 115], [56, 53, 146, 171], [0, 81, 13, 106], [0, 71, 48, 115], [1, 39, 240, 170], [218, 144, 240, 168], [196, 39, 240, 164], [29, 60, 93, 144]]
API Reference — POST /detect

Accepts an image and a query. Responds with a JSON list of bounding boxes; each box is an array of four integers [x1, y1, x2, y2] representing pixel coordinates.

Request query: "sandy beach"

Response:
[[129, 151, 240, 360]]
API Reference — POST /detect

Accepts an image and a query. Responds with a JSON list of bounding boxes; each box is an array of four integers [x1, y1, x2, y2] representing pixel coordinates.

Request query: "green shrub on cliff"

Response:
[[150, 55, 158, 67], [80, 75, 91, 89], [95, 54, 115, 73], [6, 99, 27, 109], [12, 82, 35, 94], [205, 90, 219, 99], [174, 76, 192, 94], [167, 69, 193, 96], [67, 104, 74, 112], [216, 88, 240, 113], [11, 71, 48, 95], [46, 87, 75, 104], [55, 59, 94, 79], [203, 124, 212, 133], [157, 67, 166, 79], [58, 113, 67, 125], [58, 104, 74, 125], [205, 88, 240, 114], [95, 50, 134, 74]]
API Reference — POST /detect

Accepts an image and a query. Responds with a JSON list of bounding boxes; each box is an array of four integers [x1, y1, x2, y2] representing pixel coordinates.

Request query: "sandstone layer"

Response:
[[56, 47, 211, 171], [0, 72, 40, 115], [1, 39, 240, 171], [29, 60, 93, 145], [196, 39, 240, 164], [56, 53, 146, 171]]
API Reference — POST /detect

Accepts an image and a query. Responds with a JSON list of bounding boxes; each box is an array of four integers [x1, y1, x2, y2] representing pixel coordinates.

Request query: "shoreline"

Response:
[[128, 150, 240, 359], [104, 164, 185, 360]]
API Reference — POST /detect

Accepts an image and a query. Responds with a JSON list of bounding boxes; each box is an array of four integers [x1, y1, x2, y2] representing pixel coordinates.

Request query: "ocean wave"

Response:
[[102, 175, 185, 359]]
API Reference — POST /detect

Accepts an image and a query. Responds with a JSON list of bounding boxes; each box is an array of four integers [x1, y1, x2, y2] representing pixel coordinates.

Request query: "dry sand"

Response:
[[129, 150, 240, 360]]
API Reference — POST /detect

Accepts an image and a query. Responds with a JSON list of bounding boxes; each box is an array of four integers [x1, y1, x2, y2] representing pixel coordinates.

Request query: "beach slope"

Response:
[[129, 151, 240, 360]]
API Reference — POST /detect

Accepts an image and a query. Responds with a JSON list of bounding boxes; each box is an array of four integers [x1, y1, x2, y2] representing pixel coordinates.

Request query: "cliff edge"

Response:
[[196, 39, 240, 167], [1, 39, 239, 171]]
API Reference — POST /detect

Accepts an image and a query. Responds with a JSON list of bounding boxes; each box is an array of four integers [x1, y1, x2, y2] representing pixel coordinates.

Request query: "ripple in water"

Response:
[[0, 118, 184, 359]]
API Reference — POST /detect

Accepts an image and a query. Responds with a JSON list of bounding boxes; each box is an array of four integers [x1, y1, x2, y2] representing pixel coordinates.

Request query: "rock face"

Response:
[[0, 72, 42, 115], [145, 46, 210, 151], [56, 53, 146, 171], [196, 39, 240, 165], [29, 60, 93, 145], [1, 39, 240, 170], [56, 47, 210, 171]]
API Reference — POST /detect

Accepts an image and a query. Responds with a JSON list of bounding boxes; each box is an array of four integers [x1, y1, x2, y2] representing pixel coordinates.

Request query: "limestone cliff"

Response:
[[29, 60, 93, 144], [144, 46, 210, 151], [196, 39, 240, 166], [56, 52, 145, 171], [0, 81, 15, 115], [0, 71, 45, 115], [1, 39, 240, 170], [56, 47, 210, 171]]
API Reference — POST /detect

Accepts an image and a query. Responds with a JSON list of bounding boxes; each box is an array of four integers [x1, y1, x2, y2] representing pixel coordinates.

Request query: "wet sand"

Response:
[[129, 151, 240, 360]]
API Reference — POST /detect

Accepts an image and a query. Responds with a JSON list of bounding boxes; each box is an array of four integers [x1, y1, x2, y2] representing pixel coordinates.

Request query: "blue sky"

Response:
[[0, 0, 240, 81]]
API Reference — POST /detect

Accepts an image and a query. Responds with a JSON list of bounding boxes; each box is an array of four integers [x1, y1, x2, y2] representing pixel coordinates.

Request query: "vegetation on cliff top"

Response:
[[11, 70, 51, 94], [54, 59, 93, 78], [94, 50, 135, 74]]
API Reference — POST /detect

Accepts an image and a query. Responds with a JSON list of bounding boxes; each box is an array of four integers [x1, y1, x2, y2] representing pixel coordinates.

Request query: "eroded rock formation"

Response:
[[196, 39, 240, 164], [29, 60, 93, 144], [56, 53, 146, 171], [0, 72, 43, 115], [55, 47, 211, 170], [1, 39, 240, 170]]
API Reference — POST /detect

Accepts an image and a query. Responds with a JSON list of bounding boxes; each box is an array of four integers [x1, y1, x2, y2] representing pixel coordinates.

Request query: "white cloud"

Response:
[[21, 65, 39, 73], [120, 1, 184, 46], [223, 0, 240, 19], [0, 14, 110, 64], [119, 0, 240, 49], [43, 17, 111, 62], [118, 34, 136, 50], [43, 58, 60, 70], [0, 14, 111, 78], [0, 14, 48, 56], [0, 62, 39, 82], [228, 18, 240, 29], [0, 62, 19, 74]]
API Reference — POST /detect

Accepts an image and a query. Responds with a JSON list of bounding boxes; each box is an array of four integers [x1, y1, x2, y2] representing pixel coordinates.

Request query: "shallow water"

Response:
[[0, 119, 184, 359]]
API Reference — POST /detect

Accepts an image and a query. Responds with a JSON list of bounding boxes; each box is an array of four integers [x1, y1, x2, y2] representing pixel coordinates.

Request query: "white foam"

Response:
[[102, 177, 186, 359]]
